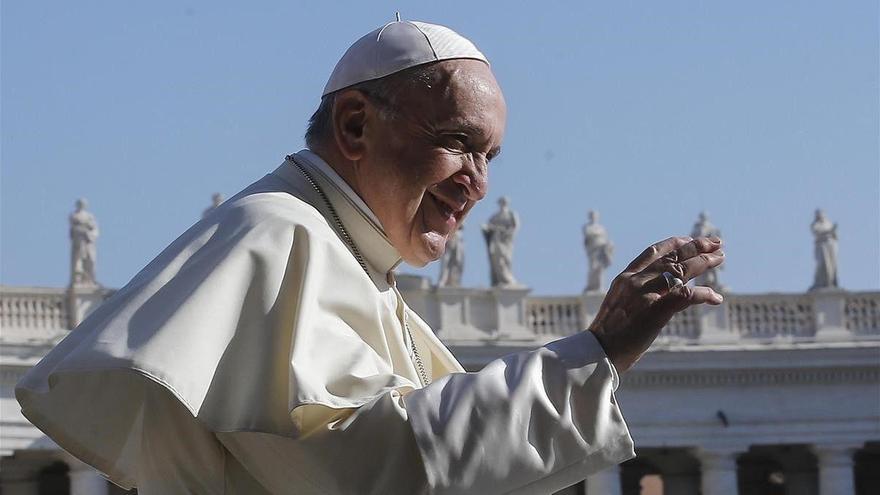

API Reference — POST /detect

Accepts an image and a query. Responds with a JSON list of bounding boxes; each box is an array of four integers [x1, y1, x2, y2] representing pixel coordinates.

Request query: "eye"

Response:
[[441, 133, 470, 151]]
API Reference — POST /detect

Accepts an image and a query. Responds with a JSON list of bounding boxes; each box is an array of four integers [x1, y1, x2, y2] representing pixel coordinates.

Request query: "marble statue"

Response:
[[69, 198, 99, 287], [691, 211, 726, 291], [438, 224, 464, 287], [583, 210, 614, 293], [810, 208, 839, 290], [482, 197, 520, 287], [203, 193, 225, 218]]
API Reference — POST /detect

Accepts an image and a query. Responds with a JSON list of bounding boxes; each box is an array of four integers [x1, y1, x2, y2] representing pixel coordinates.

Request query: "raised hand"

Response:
[[588, 236, 725, 372]]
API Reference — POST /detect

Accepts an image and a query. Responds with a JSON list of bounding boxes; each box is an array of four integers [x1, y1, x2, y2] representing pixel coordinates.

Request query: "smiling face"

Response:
[[328, 59, 507, 266]]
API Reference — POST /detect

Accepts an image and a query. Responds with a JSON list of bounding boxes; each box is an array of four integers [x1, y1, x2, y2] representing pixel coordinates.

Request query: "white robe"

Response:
[[15, 150, 635, 494]]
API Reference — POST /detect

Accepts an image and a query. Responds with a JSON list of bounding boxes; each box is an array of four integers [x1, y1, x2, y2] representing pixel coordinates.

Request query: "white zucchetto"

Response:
[[322, 18, 489, 96]]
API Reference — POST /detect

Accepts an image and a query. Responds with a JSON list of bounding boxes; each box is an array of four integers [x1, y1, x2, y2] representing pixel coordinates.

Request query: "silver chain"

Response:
[[288, 156, 431, 387]]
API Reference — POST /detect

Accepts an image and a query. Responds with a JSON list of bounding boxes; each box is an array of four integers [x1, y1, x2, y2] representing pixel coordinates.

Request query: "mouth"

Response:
[[427, 192, 466, 231]]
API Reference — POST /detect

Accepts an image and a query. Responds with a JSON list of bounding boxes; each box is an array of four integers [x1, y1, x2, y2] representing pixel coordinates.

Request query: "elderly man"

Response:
[[16, 18, 724, 494]]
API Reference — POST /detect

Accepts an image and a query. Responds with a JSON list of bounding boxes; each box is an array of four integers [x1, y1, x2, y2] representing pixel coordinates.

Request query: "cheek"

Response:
[[389, 152, 457, 201], [380, 149, 468, 235], [416, 152, 467, 185]]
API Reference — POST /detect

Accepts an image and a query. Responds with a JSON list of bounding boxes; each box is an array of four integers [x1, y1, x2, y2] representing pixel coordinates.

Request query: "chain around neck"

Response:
[[288, 156, 431, 387]]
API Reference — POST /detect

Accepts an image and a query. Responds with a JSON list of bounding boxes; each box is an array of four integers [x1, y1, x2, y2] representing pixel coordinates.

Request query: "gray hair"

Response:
[[304, 63, 441, 149]]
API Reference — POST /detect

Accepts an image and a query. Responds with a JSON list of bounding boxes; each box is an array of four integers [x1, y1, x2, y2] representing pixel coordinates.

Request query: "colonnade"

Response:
[[574, 442, 867, 495], [0, 442, 872, 494], [0, 457, 111, 495]]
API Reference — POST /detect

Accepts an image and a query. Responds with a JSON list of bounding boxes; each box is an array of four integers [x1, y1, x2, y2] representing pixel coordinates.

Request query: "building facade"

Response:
[[2, 280, 879, 494]]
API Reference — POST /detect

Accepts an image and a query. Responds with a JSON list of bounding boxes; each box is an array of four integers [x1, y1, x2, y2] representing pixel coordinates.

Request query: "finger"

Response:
[[625, 236, 692, 273], [673, 236, 723, 262], [657, 285, 724, 315], [641, 250, 725, 285], [680, 250, 725, 281], [640, 270, 684, 294], [638, 236, 722, 279], [647, 237, 722, 272], [637, 286, 723, 332]]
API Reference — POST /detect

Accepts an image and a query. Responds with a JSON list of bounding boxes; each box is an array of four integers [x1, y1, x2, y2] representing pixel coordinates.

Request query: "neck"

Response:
[[309, 144, 363, 199], [283, 151, 402, 280]]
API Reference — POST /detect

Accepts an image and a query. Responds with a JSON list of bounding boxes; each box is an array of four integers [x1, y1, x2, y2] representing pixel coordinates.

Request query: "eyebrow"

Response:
[[459, 121, 484, 135], [440, 119, 487, 138], [488, 146, 502, 162], [439, 120, 502, 160]]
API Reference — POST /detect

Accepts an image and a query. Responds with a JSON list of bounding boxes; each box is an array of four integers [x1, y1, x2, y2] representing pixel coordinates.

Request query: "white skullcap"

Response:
[[322, 18, 489, 97]]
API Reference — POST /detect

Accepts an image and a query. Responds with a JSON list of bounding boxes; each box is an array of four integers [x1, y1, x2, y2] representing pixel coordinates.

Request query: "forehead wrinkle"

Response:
[[436, 89, 501, 138], [397, 61, 504, 145]]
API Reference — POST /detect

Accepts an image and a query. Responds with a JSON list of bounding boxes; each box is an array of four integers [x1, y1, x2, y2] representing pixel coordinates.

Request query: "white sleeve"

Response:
[[217, 331, 634, 495]]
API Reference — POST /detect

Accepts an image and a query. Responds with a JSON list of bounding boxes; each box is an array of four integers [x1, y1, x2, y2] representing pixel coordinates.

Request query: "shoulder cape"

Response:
[[15, 167, 458, 486]]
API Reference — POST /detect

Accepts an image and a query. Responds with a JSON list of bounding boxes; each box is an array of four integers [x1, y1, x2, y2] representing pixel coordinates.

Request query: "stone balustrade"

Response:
[[727, 294, 816, 339], [1, 283, 877, 494], [844, 293, 880, 335], [662, 306, 702, 341], [403, 285, 880, 345], [2, 284, 878, 345], [0, 285, 112, 341], [0, 287, 69, 332], [525, 296, 584, 336]]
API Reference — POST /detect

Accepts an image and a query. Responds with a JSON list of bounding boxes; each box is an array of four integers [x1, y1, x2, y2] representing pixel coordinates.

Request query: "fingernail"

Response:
[[716, 250, 725, 257], [713, 293, 724, 303]]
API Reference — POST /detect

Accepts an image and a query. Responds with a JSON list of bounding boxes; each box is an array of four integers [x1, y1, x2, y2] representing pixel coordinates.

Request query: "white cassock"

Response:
[[16, 150, 635, 494]]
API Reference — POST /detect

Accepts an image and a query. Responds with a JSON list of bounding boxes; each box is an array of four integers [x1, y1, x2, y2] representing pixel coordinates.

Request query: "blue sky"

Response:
[[2, 1, 878, 295]]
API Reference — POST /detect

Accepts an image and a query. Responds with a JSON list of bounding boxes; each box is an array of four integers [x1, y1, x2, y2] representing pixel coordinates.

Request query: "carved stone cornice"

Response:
[[621, 366, 880, 388], [0, 366, 29, 385]]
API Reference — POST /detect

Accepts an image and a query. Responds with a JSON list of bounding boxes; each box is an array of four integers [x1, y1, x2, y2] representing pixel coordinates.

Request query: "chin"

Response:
[[403, 232, 447, 267]]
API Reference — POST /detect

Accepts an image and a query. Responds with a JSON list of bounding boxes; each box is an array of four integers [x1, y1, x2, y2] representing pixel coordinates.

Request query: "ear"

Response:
[[331, 89, 374, 162]]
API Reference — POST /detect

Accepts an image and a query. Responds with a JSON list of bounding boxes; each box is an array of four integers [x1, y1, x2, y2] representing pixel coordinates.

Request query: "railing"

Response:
[[844, 292, 880, 335], [525, 297, 584, 336], [661, 306, 701, 340], [523, 291, 879, 343], [2, 283, 878, 344], [0, 287, 69, 331], [727, 295, 816, 339]]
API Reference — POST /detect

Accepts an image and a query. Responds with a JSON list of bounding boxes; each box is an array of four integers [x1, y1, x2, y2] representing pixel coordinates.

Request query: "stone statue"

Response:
[[438, 224, 464, 287], [691, 211, 726, 291], [810, 208, 839, 290], [203, 193, 225, 218], [482, 196, 520, 287], [583, 210, 614, 293], [69, 198, 99, 287]]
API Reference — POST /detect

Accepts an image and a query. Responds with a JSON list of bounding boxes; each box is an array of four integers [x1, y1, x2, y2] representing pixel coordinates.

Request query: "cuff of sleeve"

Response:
[[544, 331, 621, 392]]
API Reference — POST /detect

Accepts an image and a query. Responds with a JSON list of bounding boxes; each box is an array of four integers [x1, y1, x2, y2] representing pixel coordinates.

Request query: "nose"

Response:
[[452, 163, 488, 202]]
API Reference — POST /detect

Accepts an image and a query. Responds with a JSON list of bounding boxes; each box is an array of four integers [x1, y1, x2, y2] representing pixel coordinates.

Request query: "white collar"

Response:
[[297, 149, 384, 229], [278, 150, 402, 279]]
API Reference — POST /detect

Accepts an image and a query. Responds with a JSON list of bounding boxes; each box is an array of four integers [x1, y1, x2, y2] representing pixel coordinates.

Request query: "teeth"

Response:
[[433, 194, 454, 217]]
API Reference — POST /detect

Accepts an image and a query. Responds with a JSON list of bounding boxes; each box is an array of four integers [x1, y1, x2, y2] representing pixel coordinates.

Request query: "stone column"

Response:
[[586, 464, 621, 495], [784, 469, 818, 495], [434, 287, 471, 338], [0, 463, 40, 495], [698, 447, 742, 495], [67, 285, 109, 328], [581, 292, 604, 328], [698, 302, 738, 344], [491, 287, 533, 340], [779, 448, 818, 495], [664, 472, 700, 495], [813, 290, 850, 341], [813, 444, 857, 495], [68, 461, 109, 495], [553, 481, 584, 495]]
